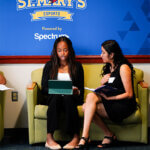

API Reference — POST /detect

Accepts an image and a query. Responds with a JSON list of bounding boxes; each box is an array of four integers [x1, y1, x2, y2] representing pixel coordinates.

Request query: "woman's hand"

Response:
[[100, 93, 115, 100], [0, 74, 6, 85], [100, 93, 109, 100], [101, 73, 111, 85], [73, 86, 80, 95]]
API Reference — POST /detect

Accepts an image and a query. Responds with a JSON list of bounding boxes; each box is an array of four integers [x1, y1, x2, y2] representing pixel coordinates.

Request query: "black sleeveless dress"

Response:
[[101, 64, 137, 123]]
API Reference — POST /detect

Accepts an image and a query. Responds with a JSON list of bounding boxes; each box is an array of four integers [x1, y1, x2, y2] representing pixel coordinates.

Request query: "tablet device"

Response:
[[48, 80, 73, 95]]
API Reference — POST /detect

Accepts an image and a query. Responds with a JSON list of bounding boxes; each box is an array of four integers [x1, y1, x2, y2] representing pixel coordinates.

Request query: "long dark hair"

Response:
[[101, 40, 134, 76], [50, 36, 76, 79]]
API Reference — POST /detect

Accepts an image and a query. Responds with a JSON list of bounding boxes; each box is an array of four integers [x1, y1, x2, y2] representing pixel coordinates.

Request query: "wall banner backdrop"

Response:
[[0, 0, 150, 56]]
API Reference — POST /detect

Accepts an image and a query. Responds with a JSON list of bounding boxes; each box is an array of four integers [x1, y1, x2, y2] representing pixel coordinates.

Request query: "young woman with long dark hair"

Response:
[[75, 40, 137, 149], [41, 36, 84, 149]]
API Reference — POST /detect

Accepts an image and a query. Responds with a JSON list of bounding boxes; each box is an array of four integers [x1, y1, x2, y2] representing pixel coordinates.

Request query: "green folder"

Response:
[[48, 80, 73, 95]]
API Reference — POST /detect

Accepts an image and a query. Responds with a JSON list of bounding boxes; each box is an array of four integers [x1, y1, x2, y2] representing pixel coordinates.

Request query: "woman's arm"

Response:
[[41, 61, 51, 95], [0, 74, 6, 85], [100, 64, 134, 100], [75, 62, 84, 104], [78, 63, 84, 97]]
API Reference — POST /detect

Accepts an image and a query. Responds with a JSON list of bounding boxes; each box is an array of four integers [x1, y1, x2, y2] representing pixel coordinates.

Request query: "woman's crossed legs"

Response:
[[77, 92, 115, 147]]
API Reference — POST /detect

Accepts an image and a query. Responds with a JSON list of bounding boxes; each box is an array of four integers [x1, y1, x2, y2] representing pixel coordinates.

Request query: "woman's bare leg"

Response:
[[93, 103, 116, 146], [78, 93, 100, 145], [92, 103, 112, 135], [77, 94, 115, 146]]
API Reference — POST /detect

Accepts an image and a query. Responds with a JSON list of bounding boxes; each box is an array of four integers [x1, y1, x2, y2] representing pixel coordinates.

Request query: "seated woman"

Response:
[[75, 40, 137, 149], [41, 36, 84, 149], [0, 74, 6, 85]]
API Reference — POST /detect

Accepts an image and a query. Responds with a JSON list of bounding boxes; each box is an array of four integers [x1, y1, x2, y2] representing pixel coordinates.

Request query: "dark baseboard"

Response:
[[4, 128, 28, 137]]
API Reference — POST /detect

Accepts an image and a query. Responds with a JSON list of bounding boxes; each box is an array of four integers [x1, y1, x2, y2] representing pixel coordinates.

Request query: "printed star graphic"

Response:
[[49, 0, 57, 4]]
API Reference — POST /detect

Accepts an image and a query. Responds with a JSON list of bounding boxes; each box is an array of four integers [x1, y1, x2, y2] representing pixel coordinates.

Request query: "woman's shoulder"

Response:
[[120, 63, 131, 70], [119, 63, 132, 74], [75, 61, 82, 66], [45, 60, 52, 66], [44, 60, 52, 69], [75, 61, 83, 68], [45, 60, 52, 64], [115, 63, 132, 74]]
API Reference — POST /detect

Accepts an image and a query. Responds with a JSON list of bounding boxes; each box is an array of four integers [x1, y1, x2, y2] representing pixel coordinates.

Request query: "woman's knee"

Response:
[[86, 93, 98, 103]]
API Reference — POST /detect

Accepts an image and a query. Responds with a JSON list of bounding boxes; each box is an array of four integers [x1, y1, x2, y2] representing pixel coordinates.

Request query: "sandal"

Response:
[[97, 135, 117, 148], [74, 137, 89, 149]]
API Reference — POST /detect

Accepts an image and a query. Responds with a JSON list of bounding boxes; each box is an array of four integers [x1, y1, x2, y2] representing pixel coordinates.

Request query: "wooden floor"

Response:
[[0, 128, 150, 150]]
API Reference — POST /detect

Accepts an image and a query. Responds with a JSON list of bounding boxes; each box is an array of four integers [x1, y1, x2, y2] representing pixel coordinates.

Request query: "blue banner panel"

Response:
[[0, 0, 150, 56]]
